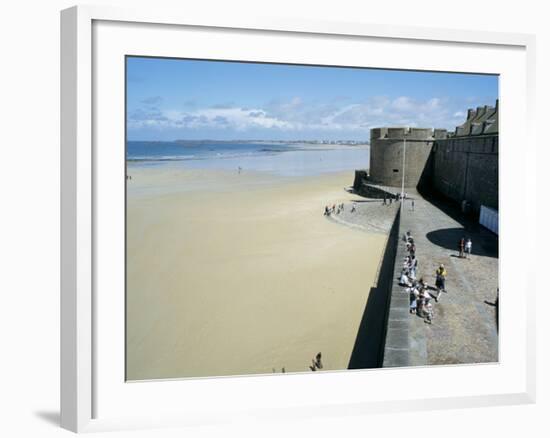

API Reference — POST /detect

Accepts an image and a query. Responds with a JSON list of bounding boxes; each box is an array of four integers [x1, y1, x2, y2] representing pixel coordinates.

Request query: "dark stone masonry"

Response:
[[346, 101, 499, 368]]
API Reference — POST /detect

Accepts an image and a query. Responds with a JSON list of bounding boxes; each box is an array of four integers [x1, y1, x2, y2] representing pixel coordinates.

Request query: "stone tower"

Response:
[[369, 127, 446, 188]]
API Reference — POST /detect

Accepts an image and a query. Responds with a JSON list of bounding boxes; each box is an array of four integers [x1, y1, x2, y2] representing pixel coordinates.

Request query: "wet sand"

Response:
[[126, 167, 387, 380]]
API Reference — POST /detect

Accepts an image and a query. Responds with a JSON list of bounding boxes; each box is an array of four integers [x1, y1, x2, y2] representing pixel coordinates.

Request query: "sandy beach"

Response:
[[126, 167, 387, 380]]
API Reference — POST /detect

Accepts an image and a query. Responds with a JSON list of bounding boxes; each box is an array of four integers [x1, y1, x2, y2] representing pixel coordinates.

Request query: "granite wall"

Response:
[[369, 127, 435, 188], [429, 134, 499, 213]]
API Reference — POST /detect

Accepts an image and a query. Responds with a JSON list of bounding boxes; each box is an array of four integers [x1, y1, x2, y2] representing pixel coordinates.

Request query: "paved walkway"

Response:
[[398, 192, 499, 365], [327, 198, 399, 235]]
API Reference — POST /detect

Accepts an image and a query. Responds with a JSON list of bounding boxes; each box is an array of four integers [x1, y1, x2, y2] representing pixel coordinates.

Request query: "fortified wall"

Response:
[[430, 102, 498, 212], [358, 100, 499, 215]]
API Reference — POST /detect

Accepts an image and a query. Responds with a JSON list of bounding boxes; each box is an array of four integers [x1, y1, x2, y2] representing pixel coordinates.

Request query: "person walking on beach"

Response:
[[411, 199, 415, 211], [309, 352, 323, 371], [383, 196, 387, 205], [465, 238, 472, 259], [351, 203, 356, 213], [458, 237, 465, 258]]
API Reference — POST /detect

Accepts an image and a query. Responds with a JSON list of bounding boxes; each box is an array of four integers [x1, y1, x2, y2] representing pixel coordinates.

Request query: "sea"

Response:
[[126, 141, 369, 177]]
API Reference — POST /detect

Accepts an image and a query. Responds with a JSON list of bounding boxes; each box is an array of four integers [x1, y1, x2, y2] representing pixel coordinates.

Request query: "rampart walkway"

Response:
[[384, 192, 499, 367]]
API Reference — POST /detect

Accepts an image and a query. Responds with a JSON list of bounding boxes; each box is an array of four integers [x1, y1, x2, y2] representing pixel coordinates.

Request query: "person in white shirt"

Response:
[[465, 238, 472, 259], [400, 270, 412, 287]]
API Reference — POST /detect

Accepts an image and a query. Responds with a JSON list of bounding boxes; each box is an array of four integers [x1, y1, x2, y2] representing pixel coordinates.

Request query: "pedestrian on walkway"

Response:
[[465, 238, 472, 259], [400, 269, 413, 287], [409, 243, 416, 257], [458, 237, 465, 258], [435, 264, 447, 301], [424, 302, 434, 324], [410, 255, 418, 278]]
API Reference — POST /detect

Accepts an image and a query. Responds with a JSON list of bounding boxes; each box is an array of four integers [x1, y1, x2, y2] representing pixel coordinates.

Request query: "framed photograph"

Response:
[[61, 5, 536, 433]]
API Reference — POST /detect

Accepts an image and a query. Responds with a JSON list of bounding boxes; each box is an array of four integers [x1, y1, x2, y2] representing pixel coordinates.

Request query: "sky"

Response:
[[126, 56, 498, 142]]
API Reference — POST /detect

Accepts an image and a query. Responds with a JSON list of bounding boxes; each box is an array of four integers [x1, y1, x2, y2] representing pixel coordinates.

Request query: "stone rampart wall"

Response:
[[430, 135, 498, 213]]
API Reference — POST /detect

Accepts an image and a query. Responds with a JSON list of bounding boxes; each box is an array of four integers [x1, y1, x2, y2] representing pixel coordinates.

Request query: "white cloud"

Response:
[[128, 95, 479, 136], [391, 96, 415, 111]]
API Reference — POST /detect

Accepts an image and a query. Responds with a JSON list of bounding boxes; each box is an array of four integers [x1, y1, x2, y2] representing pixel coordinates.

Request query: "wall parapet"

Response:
[[381, 206, 411, 367], [370, 126, 440, 141]]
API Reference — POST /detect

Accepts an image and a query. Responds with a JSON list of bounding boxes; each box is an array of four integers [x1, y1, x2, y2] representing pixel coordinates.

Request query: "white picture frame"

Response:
[[60, 4, 536, 433]]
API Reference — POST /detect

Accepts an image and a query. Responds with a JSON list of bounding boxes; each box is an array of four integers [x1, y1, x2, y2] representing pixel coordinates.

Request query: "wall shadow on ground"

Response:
[[426, 227, 498, 257], [418, 187, 498, 259], [348, 209, 400, 369]]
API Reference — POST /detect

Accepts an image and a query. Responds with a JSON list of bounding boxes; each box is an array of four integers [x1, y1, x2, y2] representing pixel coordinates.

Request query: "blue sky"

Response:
[[126, 57, 498, 141]]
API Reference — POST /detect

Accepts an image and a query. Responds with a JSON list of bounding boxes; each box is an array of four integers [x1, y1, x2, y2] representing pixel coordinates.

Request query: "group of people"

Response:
[[323, 202, 357, 216], [458, 237, 473, 259], [398, 231, 448, 324], [324, 203, 344, 216], [382, 192, 408, 206]]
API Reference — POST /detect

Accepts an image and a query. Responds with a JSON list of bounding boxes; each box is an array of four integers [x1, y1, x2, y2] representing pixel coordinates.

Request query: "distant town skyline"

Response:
[[126, 57, 498, 142]]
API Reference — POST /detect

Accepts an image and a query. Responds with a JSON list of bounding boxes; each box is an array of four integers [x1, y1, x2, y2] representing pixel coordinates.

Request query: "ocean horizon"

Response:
[[126, 140, 370, 177]]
